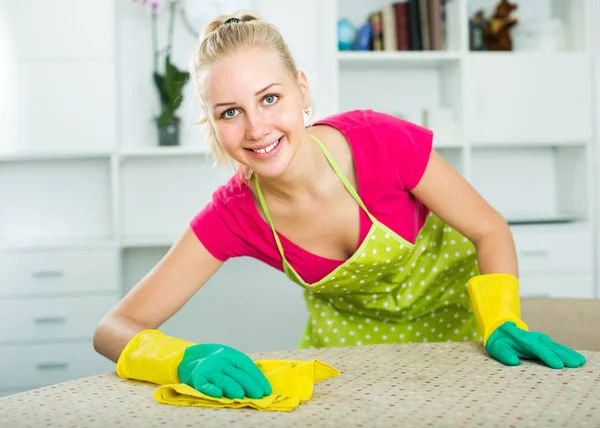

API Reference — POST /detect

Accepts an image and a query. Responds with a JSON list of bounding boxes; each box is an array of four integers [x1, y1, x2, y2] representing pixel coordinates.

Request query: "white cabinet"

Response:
[[0, 248, 119, 296], [0, 247, 120, 394], [0, 295, 119, 343], [0, 0, 120, 396], [512, 224, 594, 298], [0, 342, 115, 392], [0, 0, 319, 396], [325, 0, 596, 299]]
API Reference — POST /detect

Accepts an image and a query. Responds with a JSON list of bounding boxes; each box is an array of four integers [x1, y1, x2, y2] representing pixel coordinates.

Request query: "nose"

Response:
[[245, 110, 271, 141]]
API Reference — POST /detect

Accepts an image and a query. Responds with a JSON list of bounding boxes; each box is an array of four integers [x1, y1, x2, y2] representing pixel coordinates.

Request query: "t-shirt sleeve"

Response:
[[371, 111, 433, 190], [189, 196, 248, 262]]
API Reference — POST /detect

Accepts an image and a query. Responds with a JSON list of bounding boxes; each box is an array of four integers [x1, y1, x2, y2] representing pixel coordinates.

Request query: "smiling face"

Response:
[[203, 45, 310, 179]]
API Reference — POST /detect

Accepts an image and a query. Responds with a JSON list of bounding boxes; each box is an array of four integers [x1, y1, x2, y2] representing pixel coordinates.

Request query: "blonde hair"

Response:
[[190, 11, 305, 178]]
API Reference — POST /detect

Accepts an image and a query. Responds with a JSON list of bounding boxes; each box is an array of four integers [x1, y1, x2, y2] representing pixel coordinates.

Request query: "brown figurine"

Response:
[[484, 0, 518, 51]]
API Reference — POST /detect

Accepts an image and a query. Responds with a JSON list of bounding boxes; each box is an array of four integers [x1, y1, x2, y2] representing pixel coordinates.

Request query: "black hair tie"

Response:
[[224, 17, 240, 24]]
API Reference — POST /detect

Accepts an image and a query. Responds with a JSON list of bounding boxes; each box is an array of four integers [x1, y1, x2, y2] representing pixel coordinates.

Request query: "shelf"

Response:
[[506, 215, 585, 227], [508, 219, 590, 234], [337, 51, 461, 68], [121, 235, 176, 248], [337, 52, 591, 70], [433, 138, 463, 149], [118, 146, 209, 159], [0, 158, 114, 244], [469, 139, 589, 149], [467, 51, 591, 60], [470, 145, 590, 223], [0, 147, 211, 162], [0, 151, 113, 163], [0, 238, 117, 252]]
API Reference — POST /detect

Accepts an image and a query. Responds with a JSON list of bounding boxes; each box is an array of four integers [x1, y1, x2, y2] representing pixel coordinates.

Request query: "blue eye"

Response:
[[223, 108, 238, 119], [264, 95, 279, 105]]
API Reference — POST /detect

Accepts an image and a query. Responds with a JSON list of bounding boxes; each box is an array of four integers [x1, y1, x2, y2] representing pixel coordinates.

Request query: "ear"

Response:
[[296, 69, 311, 109]]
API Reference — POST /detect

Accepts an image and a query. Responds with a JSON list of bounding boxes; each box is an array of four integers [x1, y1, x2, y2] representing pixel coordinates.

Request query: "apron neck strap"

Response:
[[253, 132, 379, 264], [253, 173, 287, 261], [308, 133, 375, 222]]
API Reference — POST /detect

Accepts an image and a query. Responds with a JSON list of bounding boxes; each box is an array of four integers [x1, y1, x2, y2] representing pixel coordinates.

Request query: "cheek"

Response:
[[271, 100, 303, 130], [215, 123, 245, 149]]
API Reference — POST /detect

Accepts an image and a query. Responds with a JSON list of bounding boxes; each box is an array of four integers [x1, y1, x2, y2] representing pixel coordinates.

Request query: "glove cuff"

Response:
[[467, 273, 529, 346], [116, 329, 195, 385]]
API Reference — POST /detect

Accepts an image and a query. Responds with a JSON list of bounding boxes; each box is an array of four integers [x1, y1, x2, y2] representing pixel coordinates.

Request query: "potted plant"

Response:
[[134, 0, 190, 146]]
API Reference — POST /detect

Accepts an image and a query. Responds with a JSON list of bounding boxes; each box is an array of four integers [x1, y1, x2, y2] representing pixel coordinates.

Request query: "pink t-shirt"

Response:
[[190, 109, 433, 284]]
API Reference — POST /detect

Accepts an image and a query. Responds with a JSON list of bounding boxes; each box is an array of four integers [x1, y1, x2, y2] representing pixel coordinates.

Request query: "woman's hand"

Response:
[[486, 321, 587, 369]]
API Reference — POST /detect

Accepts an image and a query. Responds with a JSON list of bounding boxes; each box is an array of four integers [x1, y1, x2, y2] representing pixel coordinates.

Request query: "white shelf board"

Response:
[[0, 151, 113, 162], [433, 141, 463, 149], [508, 219, 590, 233], [337, 51, 462, 68], [337, 51, 591, 69], [0, 238, 118, 252], [467, 51, 591, 60], [118, 146, 209, 159], [470, 139, 590, 149], [121, 235, 177, 248]]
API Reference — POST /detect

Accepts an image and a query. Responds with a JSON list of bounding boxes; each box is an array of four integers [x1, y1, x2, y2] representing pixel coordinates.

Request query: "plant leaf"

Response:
[[164, 55, 190, 112], [153, 72, 169, 108]]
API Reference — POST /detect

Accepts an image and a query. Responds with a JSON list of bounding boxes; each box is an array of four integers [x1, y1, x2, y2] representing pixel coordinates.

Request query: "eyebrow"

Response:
[[213, 83, 282, 108]]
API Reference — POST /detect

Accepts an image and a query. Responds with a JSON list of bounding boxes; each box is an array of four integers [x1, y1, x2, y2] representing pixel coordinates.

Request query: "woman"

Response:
[[93, 11, 586, 401]]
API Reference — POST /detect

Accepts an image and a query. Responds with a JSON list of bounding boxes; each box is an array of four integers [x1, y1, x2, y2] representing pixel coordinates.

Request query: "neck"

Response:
[[255, 130, 330, 202]]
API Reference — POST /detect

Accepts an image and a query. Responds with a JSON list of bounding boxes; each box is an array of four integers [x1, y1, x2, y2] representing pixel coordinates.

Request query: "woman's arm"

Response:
[[410, 150, 587, 369], [409, 149, 518, 277], [93, 227, 224, 363]]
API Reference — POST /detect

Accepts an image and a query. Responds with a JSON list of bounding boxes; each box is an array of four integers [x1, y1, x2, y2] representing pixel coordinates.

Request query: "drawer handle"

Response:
[[33, 316, 66, 324], [30, 269, 65, 278], [519, 250, 549, 258], [36, 362, 69, 371]]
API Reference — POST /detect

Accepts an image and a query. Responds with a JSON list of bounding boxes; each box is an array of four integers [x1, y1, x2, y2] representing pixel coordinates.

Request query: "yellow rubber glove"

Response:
[[467, 273, 586, 369], [467, 273, 529, 346], [116, 329, 194, 385], [116, 329, 273, 399]]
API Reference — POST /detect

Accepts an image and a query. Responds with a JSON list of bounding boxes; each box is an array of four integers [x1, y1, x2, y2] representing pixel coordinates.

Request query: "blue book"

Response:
[[354, 23, 372, 51]]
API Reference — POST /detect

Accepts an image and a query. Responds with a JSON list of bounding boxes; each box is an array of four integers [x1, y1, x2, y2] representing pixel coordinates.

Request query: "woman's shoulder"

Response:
[[313, 109, 372, 131], [211, 172, 251, 205], [314, 109, 426, 134]]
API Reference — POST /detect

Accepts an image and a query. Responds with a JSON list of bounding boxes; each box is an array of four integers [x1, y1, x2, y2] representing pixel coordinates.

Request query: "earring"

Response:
[[303, 106, 312, 116]]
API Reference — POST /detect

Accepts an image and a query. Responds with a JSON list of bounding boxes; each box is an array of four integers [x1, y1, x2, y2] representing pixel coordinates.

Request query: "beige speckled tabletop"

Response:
[[1, 342, 599, 427]]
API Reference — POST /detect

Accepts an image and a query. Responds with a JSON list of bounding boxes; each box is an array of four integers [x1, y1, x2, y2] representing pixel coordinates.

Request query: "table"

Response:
[[1, 342, 599, 427]]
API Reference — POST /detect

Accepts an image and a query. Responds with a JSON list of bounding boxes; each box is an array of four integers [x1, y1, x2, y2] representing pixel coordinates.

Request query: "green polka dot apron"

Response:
[[254, 134, 483, 348]]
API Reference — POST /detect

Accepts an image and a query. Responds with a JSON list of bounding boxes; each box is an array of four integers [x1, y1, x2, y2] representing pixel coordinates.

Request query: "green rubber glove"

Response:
[[486, 321, 587, 369], [177, 343, 272, 399]]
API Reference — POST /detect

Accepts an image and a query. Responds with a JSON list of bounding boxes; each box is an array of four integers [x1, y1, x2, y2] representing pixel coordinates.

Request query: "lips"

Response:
[[247, 137, 281, 154]]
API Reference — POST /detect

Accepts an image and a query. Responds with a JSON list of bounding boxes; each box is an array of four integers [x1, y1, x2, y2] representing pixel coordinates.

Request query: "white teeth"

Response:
[[253, 137, 280, 154]]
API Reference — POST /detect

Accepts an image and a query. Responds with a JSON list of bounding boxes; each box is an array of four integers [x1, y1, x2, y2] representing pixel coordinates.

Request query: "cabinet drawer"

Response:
[[512, 228, 592, 274], [519, 273, 594, 299], [0, 248, 119, 297], [0, 295, 118, 343], [0, 341, 114, 390]]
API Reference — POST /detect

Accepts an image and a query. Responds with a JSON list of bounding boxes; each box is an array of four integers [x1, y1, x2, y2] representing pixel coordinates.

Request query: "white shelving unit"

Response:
[[0, 0, 597, 396], [0, 0, 313, 396], [325, 0, 596, 301]]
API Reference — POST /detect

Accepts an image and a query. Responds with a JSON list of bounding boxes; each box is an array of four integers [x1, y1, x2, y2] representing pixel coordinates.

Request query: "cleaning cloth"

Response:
[[153, 359, 341, 411]]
